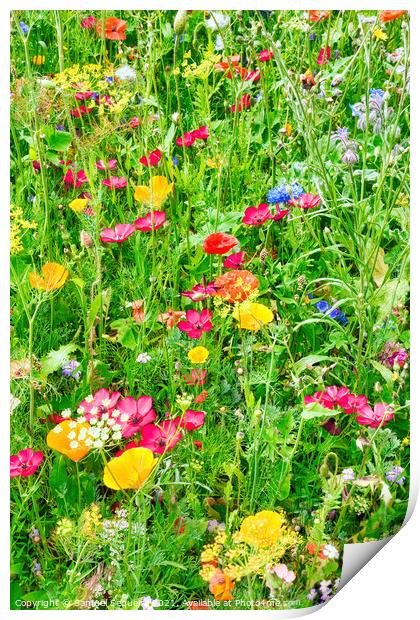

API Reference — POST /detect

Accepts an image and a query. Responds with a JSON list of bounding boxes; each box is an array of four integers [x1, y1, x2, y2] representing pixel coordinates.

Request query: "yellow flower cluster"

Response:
[[53, 63, 108, 90], [80, 503, 102, 538], [182, 50, 221, 80], [10, 204, 37, 255], [55, 517, 76, 539]]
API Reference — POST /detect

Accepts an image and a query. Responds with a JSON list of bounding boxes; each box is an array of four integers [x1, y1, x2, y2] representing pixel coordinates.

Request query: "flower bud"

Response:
[[174, 10, 189, 35]]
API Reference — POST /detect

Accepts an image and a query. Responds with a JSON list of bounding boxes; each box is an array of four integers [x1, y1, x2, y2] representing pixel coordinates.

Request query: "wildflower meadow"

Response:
[[10, 9, 410, 611]]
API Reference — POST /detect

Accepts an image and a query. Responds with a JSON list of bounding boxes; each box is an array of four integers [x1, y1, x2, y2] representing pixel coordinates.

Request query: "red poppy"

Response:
[[114, 396, 156, 438], [96, 17, 127, 41], [203, 232, 238, 255], [309, 10, 330, 22], [63, 168, 88, 188], [379, 10, 406, 23], [294, 193, 321, 210]]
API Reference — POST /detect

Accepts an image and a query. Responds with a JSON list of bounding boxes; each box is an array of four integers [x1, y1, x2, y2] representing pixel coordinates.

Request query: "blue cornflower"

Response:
[[55, 124, 66, 131], [336, 311, 349, 326], [105, 76, 113, 84], [316, 300, 330, 314], [309, 33, 317, 41], [290, 182, 304, 199], [267, 185, 291, 204], [19, 21, 30, 36], [172, 156, 179, 167]]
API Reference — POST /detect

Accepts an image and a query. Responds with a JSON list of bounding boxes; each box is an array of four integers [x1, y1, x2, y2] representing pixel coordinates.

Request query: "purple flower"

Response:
[[61, 360, 81, 380], [386, 465, 406, 486]]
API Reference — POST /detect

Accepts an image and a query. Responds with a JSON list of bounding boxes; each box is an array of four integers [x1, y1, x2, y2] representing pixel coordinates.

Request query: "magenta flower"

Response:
[[10, 448, 44, 478], [356, 403, 394, 428], [183, 369, 207, 386], [116, 396, 156, 438], [63, 168, 88, 188], [176, 132, 196, 147], [140, 421, 183, 454], [192, 125, 209, 140], [134, 211, 166, 232], [259, 50, 274, 62], [95, 159, 117, 171], [242, 203, 271, 226], [139, 149, 162, 167], [317, 46, 331, 65], [102, 176, 127, 189], [100, 223, 136, 243], [379, 342, 409, 369], [78, 388, 121, 421], [81, 15, 96, 29], [177, 309, 213, 339], [175, 409, 206, 431], [75, 91, 95, 101], [223, 251, 245, 269], [338, 393, 368, 414], [295, 193, 321, 210], [181, 282, 216, 302], [304, 386, 350, 409]]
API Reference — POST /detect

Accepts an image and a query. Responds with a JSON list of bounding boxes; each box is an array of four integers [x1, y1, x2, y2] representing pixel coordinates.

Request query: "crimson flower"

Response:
[[78, 388, 121, 421], [95, 159, 117, 171], [182, 282, 216, 302], [75, 91, 95, 101], [231, 94, 252, 113], [10, 448, 44, 478], [176, 132, 196, 147], [115, 396, 156, 438], [356, 403, 394, 429], [100, 223, 136, 243], [242, 203, 271, 226], [223, 251, 245, 269], [317, 47, 331, 66], [178, 309, 213, 339], [259, 50, 274, 62], [271, 206, 290, 221], [102, 176, 127, 189], [134, 210, 166, 232], [139, 149, 162, 167], [203, 232, 238, 255], [338, 393, 368, 414], [96, 17, 127, 41], [70, 106, 94, 118], [175, 409, 206, 431], [140, 421, 183, 454], [129, 117, 140, 128], [304, 386, 350, 409], [63, 168, 88, 188], [192, 125, 209, 140]]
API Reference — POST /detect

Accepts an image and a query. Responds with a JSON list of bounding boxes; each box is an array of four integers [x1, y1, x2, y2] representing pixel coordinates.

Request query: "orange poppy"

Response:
[[209, 569, 235, 601], [47, 420, 91, 462], [96, 17, 127, 41], [213, 269, 259, 303], [308, 10, 331, 22], [379, 10, 406, 23], [29, 262, 69, 291]]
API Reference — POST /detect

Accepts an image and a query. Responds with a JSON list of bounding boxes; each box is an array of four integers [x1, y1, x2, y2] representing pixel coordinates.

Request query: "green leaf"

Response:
[[110, 318, 138, 350], [44, 127, 72, 151], [294, 355, 337, 376], [49, 456, 68, 495], [371, 360, 394, 384], [40, 343, 78, 377], [302, 402, 336, 420]]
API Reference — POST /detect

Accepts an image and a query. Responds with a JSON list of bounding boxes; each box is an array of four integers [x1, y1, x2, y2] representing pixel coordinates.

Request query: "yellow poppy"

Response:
[[134, 176, 173, 207], [32, 55, 45, 65], [47, 419, 91, 462], [103, 447, 158, 490], [69, 198, 88, 213], [233, 302, 274, 331], [188, 346, 209, 364], [373, 28, 388, 41], [29, 262, 69, 291]]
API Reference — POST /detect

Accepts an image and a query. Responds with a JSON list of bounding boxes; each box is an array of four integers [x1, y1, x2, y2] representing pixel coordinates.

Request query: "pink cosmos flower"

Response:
[[356, 403, 394, 429], [78, 388, 121, 421], [317, 47, 331, 66], [100, 223, 136, 243], [115, 396, 156, 438], [259, 50, 274, 62], [63, 168, 88, 188], [177, 309, 213, 339], [183, 369, 207, 385], [176, 132, 196, 147], [242, 203, 271, 226], [231, 94, 252, 113], [294, 193, 321, 210], [140, 421, 183, 454], [10, 448, 44, 478], [271, 206, 290, 221], [95, 159, 117, 171], [175, 409, 206, 431], [271, 564, 296, 584], [134, 211, 166, 232], [81, 16, 96, 29], [338, 393, 369, 414], [223, 251, 245, 269], [182, 282, 216, 302], [139, 149, 162, 167], [102, 176, 127, 189], [192, 126, 209, 141]]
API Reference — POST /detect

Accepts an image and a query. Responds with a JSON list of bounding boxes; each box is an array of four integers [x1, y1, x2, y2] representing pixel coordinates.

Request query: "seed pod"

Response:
[[174, 10, 189, 35]]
